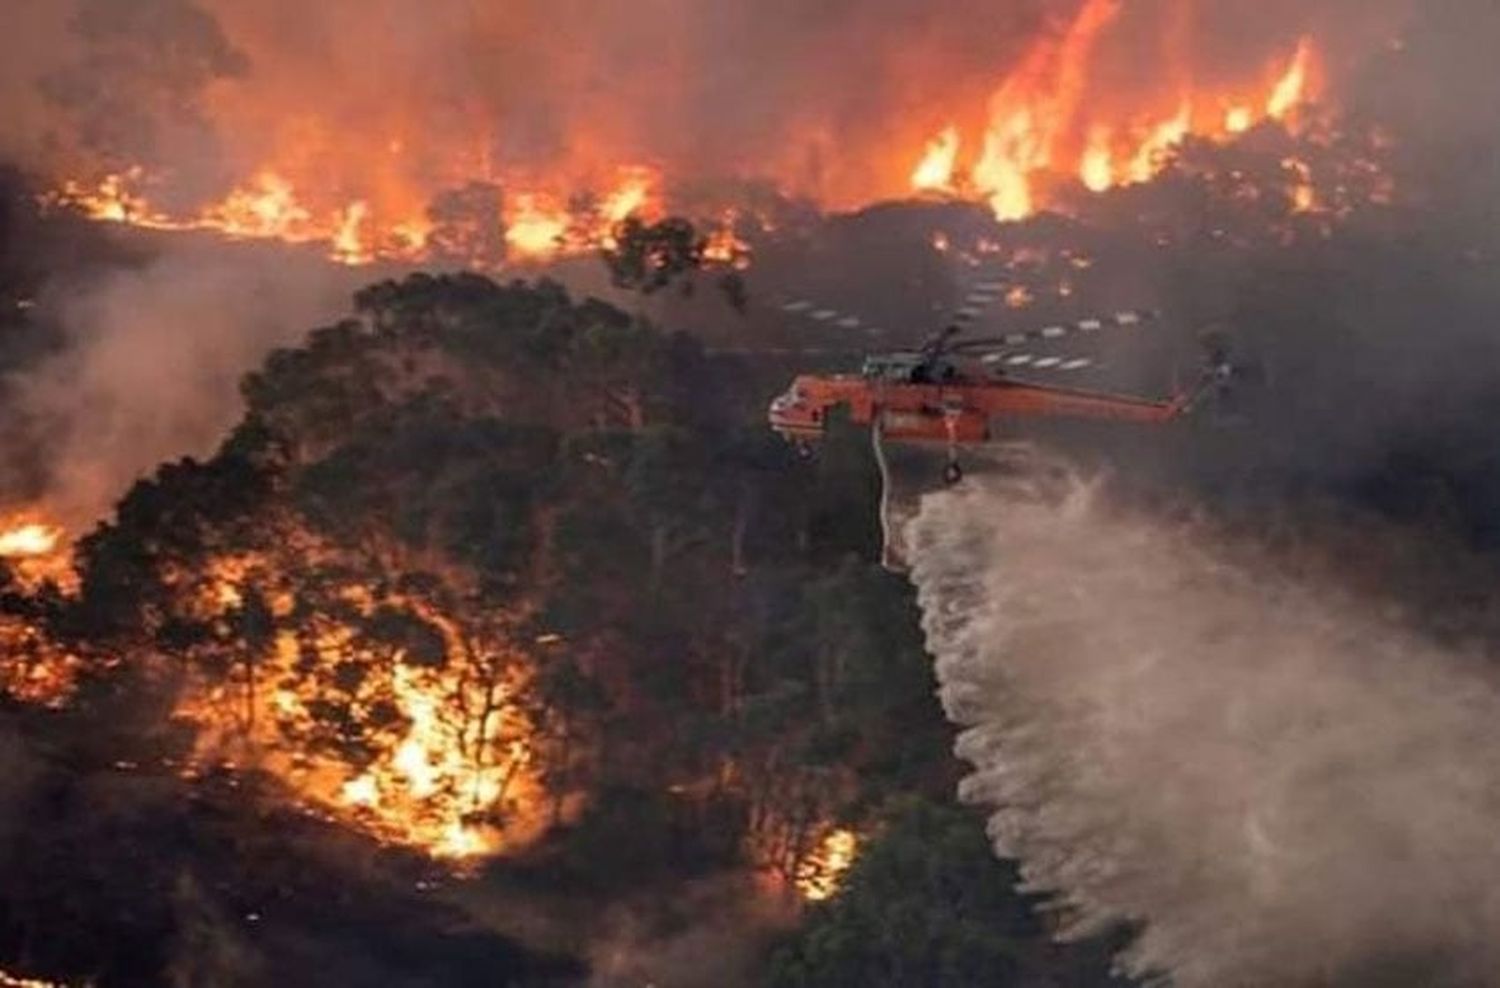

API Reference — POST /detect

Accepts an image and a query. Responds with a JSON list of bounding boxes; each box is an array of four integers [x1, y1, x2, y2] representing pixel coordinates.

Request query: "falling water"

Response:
[[907, 450, 1500, 986]]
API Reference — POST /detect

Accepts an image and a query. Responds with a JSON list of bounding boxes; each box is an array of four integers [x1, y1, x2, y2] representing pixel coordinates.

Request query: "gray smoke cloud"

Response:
[[6, 243, 360, 528], [907, 450, 1500, 987]]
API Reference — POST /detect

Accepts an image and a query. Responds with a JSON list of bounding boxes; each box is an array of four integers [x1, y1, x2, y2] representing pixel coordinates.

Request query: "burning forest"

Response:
[[5, 0, 1399, 270], [4, 0, 1500, 985]]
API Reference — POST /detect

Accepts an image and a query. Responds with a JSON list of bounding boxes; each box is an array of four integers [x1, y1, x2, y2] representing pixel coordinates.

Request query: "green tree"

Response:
[[765, 800, 1129, 988]]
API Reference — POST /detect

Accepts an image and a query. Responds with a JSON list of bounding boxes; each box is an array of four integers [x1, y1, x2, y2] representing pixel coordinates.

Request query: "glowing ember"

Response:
[[0, 613, 84, 709], [1284, 157, 1319, 213], [1005, 284, 1035, 309], [796, 828, 860, 902]]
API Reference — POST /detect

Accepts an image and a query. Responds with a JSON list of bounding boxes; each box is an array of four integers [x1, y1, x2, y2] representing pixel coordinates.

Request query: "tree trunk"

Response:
[[550, 725, 570, 827], [730, 486, 753, 578]]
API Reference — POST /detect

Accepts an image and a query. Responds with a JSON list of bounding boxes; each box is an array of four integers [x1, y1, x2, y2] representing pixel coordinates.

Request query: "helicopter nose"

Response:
[[769, 387, 803, 416]]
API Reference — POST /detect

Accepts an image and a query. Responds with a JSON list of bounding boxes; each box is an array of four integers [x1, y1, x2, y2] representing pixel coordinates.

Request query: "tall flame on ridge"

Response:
[[969, 0, 1123, 220], [1268, 37, 1317, 121], [912, 126, 962, 192], [910, 19, 1325, 219], [33, 3, 1338, 268]]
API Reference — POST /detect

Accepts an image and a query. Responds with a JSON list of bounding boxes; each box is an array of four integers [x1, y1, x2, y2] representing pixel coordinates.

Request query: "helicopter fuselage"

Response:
[[767, 371, 1192, 448]]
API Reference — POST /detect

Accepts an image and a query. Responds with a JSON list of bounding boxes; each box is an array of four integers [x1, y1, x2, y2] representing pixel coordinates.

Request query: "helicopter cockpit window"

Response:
[[863, 354, 926, 383]]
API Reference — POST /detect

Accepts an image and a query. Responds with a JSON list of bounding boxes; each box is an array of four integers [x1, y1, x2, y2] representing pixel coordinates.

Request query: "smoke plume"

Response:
[[6, 243, 360, 528], [908, 452, 1500, 987]]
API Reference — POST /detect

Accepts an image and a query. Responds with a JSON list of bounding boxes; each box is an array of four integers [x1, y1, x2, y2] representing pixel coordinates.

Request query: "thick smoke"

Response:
[[6, 243, 360, 528], [907, 453, 1500, 987]]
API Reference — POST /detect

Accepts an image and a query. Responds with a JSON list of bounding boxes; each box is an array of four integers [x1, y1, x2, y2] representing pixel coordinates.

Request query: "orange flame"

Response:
[[911, 125, 961, 192], [1267, 37, 1317, 121], [504, 194, 570, 259], [0, 523, 61, 559], [970, 0, 1123, 220], [1080, 127, 1115, 193], [47, 163, 667, 270], [796, 828, 860, 902], [0, 512, 80, 706], [176, 549, 549, 863], [1127, 100, 1192, 184], [702, 212, 753, 268], [912, 27, 1326, 218], [44, 12, 1332, 262], [1284, 157, 1319, 213]]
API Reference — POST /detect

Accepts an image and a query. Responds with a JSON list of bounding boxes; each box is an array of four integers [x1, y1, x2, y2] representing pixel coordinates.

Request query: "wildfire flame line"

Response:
[[44, 164, 673, 269], [909, 17, 1323, 219], [39, 10, 1332, 269]]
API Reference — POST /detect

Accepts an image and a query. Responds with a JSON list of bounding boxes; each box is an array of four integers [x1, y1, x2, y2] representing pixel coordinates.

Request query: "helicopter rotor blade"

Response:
[[950, 279, 1011, 325], [706, 345, 867, 358], [777, 297, 887, 337], [981, 351, 1100, 374], [948, 309, 1158, 355]]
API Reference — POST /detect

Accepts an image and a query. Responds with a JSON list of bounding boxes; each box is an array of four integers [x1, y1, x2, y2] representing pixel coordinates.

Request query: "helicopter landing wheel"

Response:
[[942, 460, 963, 486]]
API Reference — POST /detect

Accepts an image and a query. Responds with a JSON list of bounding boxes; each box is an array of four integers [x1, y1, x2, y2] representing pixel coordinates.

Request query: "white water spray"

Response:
[[907, 451, 1500, 986]]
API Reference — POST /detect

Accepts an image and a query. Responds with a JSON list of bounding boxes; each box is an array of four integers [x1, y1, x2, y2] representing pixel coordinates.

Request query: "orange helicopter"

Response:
[[768, 311, 1229, 484]]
